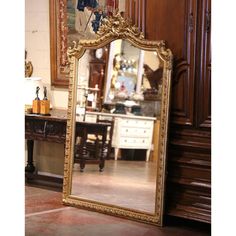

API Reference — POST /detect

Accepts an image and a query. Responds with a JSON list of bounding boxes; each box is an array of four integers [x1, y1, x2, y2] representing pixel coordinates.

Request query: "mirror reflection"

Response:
[[105, 39, 163, 104], [70, 39, 163, 214]]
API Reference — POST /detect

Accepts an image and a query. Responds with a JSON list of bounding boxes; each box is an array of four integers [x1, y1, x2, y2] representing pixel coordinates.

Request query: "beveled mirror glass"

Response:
[[63, 12, 172, 226]]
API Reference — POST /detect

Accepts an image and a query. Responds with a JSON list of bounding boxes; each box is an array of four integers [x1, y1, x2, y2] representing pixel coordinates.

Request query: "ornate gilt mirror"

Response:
[[63, 12, 172, 226]]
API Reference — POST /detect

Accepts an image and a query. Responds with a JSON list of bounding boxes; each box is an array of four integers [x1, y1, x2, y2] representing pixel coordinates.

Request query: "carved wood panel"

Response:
[[127, 0, 198, 126], [167, 138, 211, 223], [125, 0, 146, 34], [195, 0, 211, 128], [25, 118, 67, 143], [166, 182, 211, 223], [150, 0, 197, 126]]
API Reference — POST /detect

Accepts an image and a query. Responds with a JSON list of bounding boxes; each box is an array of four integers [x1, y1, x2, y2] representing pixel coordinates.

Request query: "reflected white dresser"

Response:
[[112, 116, 155, 161], [85, 112, 156, 161]]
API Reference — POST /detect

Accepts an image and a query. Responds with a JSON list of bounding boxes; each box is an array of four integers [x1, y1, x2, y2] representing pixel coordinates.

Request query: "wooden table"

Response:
[[25, 109, 110, 183], [25, 109, 67, 184]]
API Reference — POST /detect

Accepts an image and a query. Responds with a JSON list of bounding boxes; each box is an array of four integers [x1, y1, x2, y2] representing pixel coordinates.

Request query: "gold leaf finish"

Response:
[[63, 12, 172, 227], [97, 11, 144, 39]]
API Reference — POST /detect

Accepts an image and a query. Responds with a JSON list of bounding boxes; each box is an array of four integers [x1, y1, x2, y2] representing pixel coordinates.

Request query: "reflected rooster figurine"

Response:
[[143, 64, 163, 89]]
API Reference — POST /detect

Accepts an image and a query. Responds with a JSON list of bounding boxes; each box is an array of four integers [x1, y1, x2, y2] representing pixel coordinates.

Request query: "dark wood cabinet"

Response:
[[195, 0, 211, 128], [125, 0, 211, 223], [88, 48, 108, 110]]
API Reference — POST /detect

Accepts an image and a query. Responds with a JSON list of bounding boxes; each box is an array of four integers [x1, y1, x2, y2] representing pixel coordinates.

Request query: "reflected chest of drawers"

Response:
[[112, 117, 155, 161]]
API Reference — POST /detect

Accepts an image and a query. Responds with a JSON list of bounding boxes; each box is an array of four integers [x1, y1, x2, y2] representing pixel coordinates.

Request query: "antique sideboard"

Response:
[[25, 109, 67, 184]]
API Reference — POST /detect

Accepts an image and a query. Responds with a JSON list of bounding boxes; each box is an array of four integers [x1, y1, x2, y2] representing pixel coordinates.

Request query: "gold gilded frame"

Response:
[[49, 0, 69, 87], [62, 12, 173, 226]]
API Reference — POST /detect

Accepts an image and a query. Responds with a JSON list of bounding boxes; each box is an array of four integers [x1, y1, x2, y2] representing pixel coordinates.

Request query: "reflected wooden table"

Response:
[[74, 122, 111, 172]]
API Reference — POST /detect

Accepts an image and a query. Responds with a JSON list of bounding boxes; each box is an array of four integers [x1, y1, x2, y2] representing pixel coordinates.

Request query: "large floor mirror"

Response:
[[63, 12, 172, 226]]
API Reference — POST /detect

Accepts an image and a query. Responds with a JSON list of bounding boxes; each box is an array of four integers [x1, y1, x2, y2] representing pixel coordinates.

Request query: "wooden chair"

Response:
[[74, 118, 114, 172], [86, 116, 114, 161], [96, 116, 114, 160]]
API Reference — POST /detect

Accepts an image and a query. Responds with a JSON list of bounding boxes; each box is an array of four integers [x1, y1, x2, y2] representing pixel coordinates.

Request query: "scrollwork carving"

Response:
[[63, 11, 172, 227], [67, 12, 172, 70], [97, 10, 144, 39], [59, 0, 68, 66]]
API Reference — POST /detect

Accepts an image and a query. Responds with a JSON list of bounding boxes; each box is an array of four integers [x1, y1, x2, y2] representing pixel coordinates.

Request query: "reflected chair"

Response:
[[96, 116, 114, 160], [74, 117, 114, 172]]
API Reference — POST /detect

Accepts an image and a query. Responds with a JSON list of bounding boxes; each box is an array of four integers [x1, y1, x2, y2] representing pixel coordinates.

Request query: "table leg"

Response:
[[25, 139, 35, 173], [79, 140, 86, 172], [114, 148, 119, 160], [79, 130, 87, 172], [146, 149, 151, 162], [99, 131, 106, 172]]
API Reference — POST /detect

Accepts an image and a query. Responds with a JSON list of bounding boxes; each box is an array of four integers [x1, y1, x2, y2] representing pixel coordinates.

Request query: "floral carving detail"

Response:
[[59, 0, 68, 66], [67, 41, 83, 58], [97, 11, 144, 39]]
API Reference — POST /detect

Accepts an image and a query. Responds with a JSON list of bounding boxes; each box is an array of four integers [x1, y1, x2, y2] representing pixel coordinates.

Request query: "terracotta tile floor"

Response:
[[25, 186, 210, 236]]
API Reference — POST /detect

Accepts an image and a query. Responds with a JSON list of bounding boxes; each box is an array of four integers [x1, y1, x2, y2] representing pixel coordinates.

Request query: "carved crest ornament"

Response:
[[67, 11, 172, 70]]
